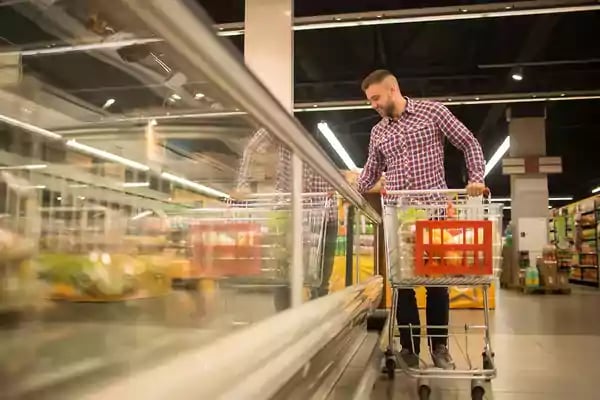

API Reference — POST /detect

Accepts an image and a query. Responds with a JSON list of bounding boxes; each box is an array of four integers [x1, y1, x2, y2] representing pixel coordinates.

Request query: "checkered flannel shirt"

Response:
[[357, 98, 485, 196], [237, 128, 337, 222]]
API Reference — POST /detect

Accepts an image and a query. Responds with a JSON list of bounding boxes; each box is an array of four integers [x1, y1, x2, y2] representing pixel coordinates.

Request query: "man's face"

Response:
[[365, 82, 395, 118]]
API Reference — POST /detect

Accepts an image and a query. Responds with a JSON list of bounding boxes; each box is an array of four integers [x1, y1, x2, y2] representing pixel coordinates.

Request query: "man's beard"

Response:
[[382, 101, 396, 118]]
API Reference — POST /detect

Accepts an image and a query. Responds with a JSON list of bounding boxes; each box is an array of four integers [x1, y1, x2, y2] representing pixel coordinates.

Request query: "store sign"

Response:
[[502, 156, 562, 175], [0, 52, 22, 87]]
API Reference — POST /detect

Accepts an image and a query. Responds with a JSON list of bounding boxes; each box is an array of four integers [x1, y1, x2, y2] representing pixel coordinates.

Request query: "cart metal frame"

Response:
[[380, 189, 502, 400]]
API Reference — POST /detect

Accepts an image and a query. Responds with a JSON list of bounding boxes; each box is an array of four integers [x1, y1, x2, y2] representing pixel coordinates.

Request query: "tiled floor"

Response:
[[371, 287, 600, 399]]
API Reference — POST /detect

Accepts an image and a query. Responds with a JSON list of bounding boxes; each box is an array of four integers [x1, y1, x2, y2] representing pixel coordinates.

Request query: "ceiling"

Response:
[[199, 0, 600, 202], [0, 0, 598, 205]]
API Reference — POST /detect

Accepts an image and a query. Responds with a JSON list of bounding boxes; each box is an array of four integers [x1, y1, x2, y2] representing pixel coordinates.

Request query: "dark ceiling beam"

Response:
[[475, 14, 560, 140], [479, 58, 600, 68], [216, 0, 600, 35], [294, 90, 600, 112], [296, 73, 491, 88]]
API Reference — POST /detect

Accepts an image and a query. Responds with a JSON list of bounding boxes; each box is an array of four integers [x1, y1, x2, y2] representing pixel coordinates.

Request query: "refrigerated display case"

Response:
[[0, 1, 380, 399]]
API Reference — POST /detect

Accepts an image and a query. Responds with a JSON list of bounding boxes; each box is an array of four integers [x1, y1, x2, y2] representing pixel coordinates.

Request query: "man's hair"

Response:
[[361, 69, 394, 91]]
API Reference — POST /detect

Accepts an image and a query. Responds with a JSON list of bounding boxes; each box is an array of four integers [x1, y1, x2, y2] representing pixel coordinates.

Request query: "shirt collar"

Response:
[[385, 97, 414, 125]]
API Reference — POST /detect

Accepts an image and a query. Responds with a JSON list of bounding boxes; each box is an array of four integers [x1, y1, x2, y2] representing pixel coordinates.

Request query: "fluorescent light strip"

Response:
[[491, 196, 573, 202], [14, 38, 162, 57], [122, 182, 151, 188], [0, 114, 62, 139], [216, 4, 600, 36], [484, 136, 510, 177], [131, 210, 153, 221], [161, 172, 229, 199], [592, 187, 600, 194], [317, 122, 358, 171], [294, 95, 600, 112], [66, 140, 150, 171], [500, 206, 551, 210], [0, 164, 47, 170]]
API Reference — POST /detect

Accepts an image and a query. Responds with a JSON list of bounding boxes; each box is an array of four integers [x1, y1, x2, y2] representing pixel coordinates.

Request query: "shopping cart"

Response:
[[188, 192, 334, 293], [381, 189, 502, 400]]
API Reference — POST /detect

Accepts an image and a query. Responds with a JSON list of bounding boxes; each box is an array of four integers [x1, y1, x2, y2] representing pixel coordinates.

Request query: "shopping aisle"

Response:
[[371, 287, 600, 399]]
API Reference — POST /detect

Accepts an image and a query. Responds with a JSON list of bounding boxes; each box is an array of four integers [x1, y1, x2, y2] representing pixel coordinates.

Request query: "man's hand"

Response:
[[344, 171, 360, 189], [466, 182, 486, 197]]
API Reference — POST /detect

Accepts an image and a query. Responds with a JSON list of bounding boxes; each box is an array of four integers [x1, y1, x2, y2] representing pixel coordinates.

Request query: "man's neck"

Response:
[[390, 96, 407, 119]]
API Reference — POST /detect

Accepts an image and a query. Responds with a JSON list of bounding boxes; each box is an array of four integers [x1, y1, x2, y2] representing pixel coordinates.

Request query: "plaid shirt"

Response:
[[237, 128, 336, 222], [357, 98, 485, 193]]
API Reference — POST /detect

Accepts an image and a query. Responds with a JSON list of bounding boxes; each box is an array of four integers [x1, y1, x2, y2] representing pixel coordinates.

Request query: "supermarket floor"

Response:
[[370, 286, 600, 400]]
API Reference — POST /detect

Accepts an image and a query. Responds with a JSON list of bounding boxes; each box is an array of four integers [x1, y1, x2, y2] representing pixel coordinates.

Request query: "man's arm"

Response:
[[356, 133, 384, 193], [432, 102, 485, 184], [236, 127, 275, 191]]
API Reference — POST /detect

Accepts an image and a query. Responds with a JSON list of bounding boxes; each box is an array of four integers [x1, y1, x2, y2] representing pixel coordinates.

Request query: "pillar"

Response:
[[244, 0, 293, 110], [506, 104, 550, 262], [244, 0, 303, 307]]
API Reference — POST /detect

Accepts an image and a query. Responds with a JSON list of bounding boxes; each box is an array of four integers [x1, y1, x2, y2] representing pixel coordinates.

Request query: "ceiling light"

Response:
[[161, 172, 229, 199], [170, 93, 182, 100], [194, 92, 205, 99], [131, 210, 153, 221], [460, 8, 468, 13], [484, 136, 510, 177], [511, 66, 524, 81], [122, 182, 150, 188], [0, 114, 62, 139], [592, 186, 600, 194], [102, 98, 116, 109], [149, 119, 158, 127], [0, 164, 47, 170], [66, 140, 150, 171], [317, 122, 358, 171]]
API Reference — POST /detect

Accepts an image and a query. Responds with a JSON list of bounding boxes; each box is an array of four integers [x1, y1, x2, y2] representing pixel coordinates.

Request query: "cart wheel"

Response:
[[418, 384, 431, 400], [471, 385, 485, 400], [385, 357, 396, 380], [482, 351, 494, 381]]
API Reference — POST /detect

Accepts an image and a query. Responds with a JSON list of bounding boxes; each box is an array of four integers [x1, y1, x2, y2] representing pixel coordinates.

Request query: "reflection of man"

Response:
[[354, 70, 486, 370], [236, 128, 338, 310]]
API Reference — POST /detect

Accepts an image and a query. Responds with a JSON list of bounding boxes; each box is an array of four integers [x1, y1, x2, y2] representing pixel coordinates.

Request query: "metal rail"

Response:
[[80, 276, 384, 400]]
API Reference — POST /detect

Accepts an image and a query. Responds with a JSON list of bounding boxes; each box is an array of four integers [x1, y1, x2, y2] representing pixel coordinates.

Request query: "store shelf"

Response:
[[569, 278, 600, 287]]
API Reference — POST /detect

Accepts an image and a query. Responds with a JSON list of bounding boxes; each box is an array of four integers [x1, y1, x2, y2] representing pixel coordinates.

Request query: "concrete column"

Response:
[[245, 0, 303, 308], [244, 0, 293, 111], [507, 107, 549, 261]]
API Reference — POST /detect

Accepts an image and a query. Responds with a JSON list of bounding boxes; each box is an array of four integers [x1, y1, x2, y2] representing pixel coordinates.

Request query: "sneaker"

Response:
[[431, 344, 456, 370], [399, 348, 420, 368]]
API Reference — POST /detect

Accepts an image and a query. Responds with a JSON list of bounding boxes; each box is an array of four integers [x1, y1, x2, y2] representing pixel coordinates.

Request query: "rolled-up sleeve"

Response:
[[433, 103, 485, 183]]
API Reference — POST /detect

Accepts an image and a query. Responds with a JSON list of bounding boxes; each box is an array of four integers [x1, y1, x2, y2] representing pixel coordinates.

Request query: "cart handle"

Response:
[[381, 188, 491, 197]]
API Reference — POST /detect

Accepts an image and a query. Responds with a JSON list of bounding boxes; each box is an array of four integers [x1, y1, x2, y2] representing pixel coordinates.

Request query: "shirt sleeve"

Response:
[[236, 128, 274, 190], [357, 131, 385, 193], [432, 103, 486, 183]]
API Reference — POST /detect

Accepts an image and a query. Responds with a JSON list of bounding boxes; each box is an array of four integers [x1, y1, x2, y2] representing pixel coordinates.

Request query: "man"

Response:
[[235, 128, 338, 310], [354, 70, 486, 369]]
